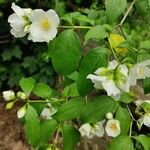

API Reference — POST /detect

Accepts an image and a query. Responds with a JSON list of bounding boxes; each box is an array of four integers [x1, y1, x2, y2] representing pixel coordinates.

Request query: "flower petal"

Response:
[[102, 80, 120, 97], [108, 60, 118, 70]]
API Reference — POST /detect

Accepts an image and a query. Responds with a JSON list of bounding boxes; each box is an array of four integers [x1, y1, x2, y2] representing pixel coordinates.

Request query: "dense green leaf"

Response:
[[115, 105, 131, 135], [143, 77, 150, 94], [62, 124, 80, 150], [134, 135, 150, 150], [77, 47, 109, 96], [108, 136, 134, 150], [24, 105, 40, 148], [39, 119, 58, 146], [52, 29, 81, 75], [84, 25, 107, 44], [53, 98, 85, 121], [2, 46, 22, 61], [19, 77, 36, 96], [105, 0, 127, 23], [33, 82, 52, 99], [80, 96, 116, 123]]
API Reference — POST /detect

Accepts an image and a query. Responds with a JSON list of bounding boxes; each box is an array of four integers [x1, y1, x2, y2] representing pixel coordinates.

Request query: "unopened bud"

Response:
[[6, 101, 14, 109], [106, 112, 113, 120], [17, 91, 27, 100], [17, 105, 27, 119]]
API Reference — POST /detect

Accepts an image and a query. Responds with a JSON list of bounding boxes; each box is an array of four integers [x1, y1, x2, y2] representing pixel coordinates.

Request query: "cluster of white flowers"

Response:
[[2, 90, 27, 101], [135, 100, 150, 128], [79, 113, 120, 138], [40, 103, 57, 120], [8, 3, 59, 43], [87, 60, 150, 100], [2, 90, 27, 118]]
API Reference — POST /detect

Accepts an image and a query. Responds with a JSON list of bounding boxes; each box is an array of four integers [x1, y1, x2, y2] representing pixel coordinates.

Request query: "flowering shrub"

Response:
[[2, 0, 150, 150]]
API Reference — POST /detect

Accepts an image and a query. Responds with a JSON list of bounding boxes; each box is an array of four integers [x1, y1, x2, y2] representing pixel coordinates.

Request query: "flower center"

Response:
[[138, 67, 145, 76], [110, 123, 117, 130], [41, 19, 50, 30]]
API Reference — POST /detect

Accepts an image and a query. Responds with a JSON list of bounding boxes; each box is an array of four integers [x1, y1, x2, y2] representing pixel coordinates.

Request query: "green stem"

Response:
[[28, 100, 49, 103], [58, 25, 92, 29], [129, 121, 133, 137]]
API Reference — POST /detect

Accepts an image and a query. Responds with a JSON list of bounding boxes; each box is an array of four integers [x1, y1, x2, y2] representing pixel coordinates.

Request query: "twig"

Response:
[[52, 125, 60, 150], [127, 105, 137, 122], [118, 0, 137, 27]]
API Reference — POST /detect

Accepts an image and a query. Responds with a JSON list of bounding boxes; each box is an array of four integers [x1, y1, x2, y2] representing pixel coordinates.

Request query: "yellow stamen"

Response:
[[138, 67, 145, 76], [41, 19, 50, 30], [110, 123, 117, 130]]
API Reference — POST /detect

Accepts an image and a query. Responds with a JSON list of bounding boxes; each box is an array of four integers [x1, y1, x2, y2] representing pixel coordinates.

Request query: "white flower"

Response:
[[8, 3, 32, 37], [106, 112, 113, 120], [127, 60, 150, 87], [79, 123, 94, 138], [3, 90, 15, 101], [87, 60, 129, 100], [135, 99, 150, 107], [94, 120, 105, 137], [28, 9, 59, 43], [143, 113, 150, 127], [17, 91, 27, 100], [17, 106, 26, 118], [79, 120, 105, 139], [105, 119, 121, 137], [138, 113, 150, 128], [40, 106, 57, 120]]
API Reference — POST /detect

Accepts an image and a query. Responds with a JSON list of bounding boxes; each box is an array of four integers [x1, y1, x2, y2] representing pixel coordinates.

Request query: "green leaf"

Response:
[[134, 135, 150, 150], [39, 119, 58, 146], [143, 77, 150, 94], [62, 82, 79, 97], [61, 12, 95, 25], [84, 25, 107, 44], [73, 14, 95, 25], [108, 136, 133, 150], [52, 29, 81, 75], [148, 0, 150, 8], [33, 82, 52, 99], [19, 77, 36, 96], [53, 98, 85, 121], [80, 96, 116, 123], [115, 105, 131, 135], [62, 124, 80, 150], [140, 40, 150, 49], [137, 50, 150, 63], [120, 92, 133, 104], [24, 105, 40, 148], [77, 47, 109, 96], [105, 0, 127, 23]]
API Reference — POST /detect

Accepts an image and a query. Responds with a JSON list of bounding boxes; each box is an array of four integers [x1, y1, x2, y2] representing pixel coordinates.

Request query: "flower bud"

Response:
[[106, 112, 113, 120], [17, 105, 27, 119], [3, 90, 15, 101], [6, 101, 14, 109], [17, 91, 27, 100]]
